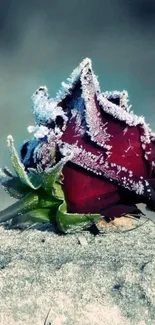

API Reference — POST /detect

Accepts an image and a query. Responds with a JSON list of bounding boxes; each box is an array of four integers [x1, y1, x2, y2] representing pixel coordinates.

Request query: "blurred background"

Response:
[[0, 0, 155, 210]]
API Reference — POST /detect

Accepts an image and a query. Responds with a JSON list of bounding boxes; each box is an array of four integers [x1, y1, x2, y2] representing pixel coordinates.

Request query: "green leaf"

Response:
[[50, 147, 56, 164], [2, 176, 31, 199], [0, 192, 39, 223], [56, 201, 101, 233], [0, 166, 31, 199], [0, 168, 9, 182], [3, 167, 14, 177], [37, 187, 62, 209], [0, 186, 63, 224], [11, 208, 52, 224], [27, 169, 42, 188], [40, 157, 69, 199], [7, 135, 41, 190], [52, 181, 64, 200]]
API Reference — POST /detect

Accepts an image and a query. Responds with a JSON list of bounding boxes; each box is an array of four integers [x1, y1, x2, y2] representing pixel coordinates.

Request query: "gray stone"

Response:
[[0, 218, 155, 325]]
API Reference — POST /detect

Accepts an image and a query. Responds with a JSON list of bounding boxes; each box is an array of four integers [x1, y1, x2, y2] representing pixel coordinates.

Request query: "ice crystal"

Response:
[[32, 86, 68, 127], [33, 141, 56, 171], [30, 57, 153, 167], [55, 58, 92, 101], [103, 90, 131, 112], [80, 59, 112, 151], [131, 181, 144, 195], [28, 125, 50, 139], [59, 139, 154, 201]]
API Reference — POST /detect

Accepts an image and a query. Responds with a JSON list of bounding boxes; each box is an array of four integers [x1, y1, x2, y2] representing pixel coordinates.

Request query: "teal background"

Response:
[[0, 0, 155, 209]]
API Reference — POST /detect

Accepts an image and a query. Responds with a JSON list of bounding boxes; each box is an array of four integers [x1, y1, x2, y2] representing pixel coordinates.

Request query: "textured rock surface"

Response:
[[0, 216, 155, 325]]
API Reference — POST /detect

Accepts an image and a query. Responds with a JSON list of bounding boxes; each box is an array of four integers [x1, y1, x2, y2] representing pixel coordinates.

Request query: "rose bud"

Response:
[[1, 58, 155, 233], [22, 58, 155, 220]]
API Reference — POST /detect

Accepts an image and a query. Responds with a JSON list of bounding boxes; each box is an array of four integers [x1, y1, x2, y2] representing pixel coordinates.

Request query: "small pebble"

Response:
[[77, 235, 88, 246]]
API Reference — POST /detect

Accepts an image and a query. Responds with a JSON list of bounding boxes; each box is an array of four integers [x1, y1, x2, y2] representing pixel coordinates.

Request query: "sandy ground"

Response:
[[0, 212, 155, 325]]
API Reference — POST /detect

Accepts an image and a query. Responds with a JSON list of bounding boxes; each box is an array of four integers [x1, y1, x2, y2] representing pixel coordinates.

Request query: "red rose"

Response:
[[21, 58, 155, 219], [55, 58, 155, 217]]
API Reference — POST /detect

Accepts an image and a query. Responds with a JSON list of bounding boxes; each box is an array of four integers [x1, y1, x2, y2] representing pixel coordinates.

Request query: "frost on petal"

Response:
[[32, 85, 69, 134], [34, 125, 49, 139], [20, 57, 155, 216], [59, 141, 155, 207], [33, 141, 57, 171], [80, 60, 112, 151], [131, 181, 144, 195], [27, 125, 49, 139], [55, 58, 92, 101], [32, 86, 49, 123], [103, 90, 131, 111], [27, 125, 36, 133]]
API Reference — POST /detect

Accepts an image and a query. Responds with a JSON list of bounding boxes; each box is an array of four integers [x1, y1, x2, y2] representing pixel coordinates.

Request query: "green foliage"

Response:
[[56, 201, 101, 233], [0, 135, 102, 233]]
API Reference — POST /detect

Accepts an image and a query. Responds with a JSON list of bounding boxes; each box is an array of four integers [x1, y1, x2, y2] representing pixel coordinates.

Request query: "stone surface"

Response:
[[0, 215, 155, 325]]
